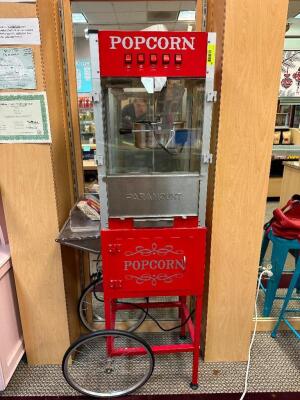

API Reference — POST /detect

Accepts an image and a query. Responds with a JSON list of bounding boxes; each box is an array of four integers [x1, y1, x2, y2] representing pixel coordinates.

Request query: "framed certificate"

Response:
[[0, 92, 51, 143]]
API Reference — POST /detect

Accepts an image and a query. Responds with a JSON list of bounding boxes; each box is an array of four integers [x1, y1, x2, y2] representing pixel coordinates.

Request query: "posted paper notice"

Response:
[[0, 48, 36, 89], [0, 18, 40, 45]]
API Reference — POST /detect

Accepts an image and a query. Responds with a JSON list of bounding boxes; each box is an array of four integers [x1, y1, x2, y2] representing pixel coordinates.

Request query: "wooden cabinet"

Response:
[[267, 129, 300, 198], [280, 161, 300, 206], [268, 176, 282, 198]]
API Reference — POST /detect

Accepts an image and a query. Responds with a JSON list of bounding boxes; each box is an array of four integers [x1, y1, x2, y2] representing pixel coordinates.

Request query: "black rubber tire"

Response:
[[62, 329, 155, 398]]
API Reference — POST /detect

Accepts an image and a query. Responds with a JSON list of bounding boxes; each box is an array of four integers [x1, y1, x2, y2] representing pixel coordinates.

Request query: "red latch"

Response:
[[124, 54, 132, 64], [162, 54, 170, 64], [137, 54, 145, 64], [175, 54, 182, 64], [150, 54, 157, 64]]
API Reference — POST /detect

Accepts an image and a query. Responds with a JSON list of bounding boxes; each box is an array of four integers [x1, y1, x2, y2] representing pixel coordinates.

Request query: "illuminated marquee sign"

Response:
[[109, 35, 196, 51], [98, 31, 208, 77]]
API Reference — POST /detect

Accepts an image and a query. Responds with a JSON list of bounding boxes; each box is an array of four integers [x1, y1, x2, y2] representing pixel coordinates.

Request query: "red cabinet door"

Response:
[[102, 227, 206, 297]]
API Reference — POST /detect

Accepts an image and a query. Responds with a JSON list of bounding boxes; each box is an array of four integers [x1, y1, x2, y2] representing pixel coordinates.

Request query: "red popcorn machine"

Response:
[[62, 30, 216, 398]]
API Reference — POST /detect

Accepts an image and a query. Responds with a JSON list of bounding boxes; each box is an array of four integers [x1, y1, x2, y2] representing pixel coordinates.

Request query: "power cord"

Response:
[[116, 299, 195, 332], [239, 265, 273, 400], [90, 281, 195, 333]]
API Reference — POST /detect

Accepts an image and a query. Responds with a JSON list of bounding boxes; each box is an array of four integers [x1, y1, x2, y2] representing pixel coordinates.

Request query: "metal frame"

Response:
[[89, 34, 109, 229], [104, 294, 204, 388], [89, 32, 216, 228], [199, 32, 216, 225]]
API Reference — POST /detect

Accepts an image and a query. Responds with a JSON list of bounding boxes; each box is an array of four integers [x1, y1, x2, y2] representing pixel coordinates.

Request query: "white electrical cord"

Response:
[[239, 266, 273, 400]]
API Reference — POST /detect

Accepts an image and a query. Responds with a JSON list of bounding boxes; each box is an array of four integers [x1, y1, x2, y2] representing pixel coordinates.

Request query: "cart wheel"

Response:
[[62, 330, 154, 398], [78, 278, 148, 332]]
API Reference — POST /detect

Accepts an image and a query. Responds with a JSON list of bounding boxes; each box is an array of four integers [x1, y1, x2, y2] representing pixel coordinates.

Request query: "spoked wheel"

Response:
[[78, 278, 148, 332], [62, 330, 154, 398]]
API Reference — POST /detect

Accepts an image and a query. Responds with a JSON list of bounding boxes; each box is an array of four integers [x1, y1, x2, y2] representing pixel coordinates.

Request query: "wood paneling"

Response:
[[37, 0, 82, 345], [199, 0, 225, 352], [204, 0, 289, 361], [37, 0, 74, 225], [195, 0, 203, 32], [0, 0, 82, 363], [61, 0, 85, 197], [255, 317, 300, 332], [0, 3, 36, 17], [0, 146, 70, 364]]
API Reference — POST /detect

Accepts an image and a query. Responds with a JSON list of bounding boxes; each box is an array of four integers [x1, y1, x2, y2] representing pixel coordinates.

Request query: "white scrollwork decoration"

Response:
[[125, 243, 184, 257], [126, 273, 183, 287]]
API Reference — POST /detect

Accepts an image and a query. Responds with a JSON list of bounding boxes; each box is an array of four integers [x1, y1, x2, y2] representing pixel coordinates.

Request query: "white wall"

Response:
[[285, 38, 300, 50], [74, 37, 90, 60], [285, 22, 300, 49]]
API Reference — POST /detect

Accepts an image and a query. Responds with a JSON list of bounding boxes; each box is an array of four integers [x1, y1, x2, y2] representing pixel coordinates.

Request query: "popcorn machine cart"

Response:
[[62, 30, 216, 398]]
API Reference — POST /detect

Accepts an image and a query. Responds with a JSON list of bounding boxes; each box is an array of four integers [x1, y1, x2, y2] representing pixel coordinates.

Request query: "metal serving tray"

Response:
[[56, 200, 100, 254]]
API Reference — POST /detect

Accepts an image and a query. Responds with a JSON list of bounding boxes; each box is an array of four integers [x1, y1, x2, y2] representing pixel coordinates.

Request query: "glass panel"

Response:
[[103, 78, 205, 174], [293, 105, 300, 128]]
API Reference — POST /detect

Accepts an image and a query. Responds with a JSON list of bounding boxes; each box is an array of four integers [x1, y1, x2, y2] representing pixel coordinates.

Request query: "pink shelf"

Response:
[[0, 195, 24, 391], [0, 245, 10, 269]]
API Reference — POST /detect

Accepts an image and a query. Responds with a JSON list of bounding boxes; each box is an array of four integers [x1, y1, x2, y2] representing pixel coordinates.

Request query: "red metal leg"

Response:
[[190, 295, 203, 390], [102, 293, 204, 391], [111, 299, 117, 330], [104, 295, 113, 330], [179, 296, 187, 338], [104, 295, 113, 356]]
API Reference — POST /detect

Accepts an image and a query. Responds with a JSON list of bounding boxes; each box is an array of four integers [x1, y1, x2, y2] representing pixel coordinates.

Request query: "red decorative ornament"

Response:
[[293, 68, 300, 82], [293, 68, 300, 94], [281, 72, 293, 89]]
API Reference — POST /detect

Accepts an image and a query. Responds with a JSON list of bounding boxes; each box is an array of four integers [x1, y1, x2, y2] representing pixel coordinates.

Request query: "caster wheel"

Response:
[[190, 383, 199, 390]]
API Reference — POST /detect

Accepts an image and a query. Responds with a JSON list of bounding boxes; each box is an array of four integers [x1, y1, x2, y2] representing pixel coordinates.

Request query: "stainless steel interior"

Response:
[[101, 77, 205, 218], [103, 78, 205, 175]]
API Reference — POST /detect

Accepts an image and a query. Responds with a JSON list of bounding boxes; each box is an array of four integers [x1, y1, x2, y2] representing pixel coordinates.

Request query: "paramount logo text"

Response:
[[125, 192, 183, 201], [109, 35, 196, 51]]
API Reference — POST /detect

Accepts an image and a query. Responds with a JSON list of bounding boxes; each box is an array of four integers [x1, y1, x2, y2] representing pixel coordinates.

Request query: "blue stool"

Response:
[[271, 244, 300, 339], [260, 230, 300, 317]]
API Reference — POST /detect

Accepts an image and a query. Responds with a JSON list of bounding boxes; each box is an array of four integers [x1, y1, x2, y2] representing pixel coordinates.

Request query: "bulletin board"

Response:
[[0, 5, 50, 143]]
